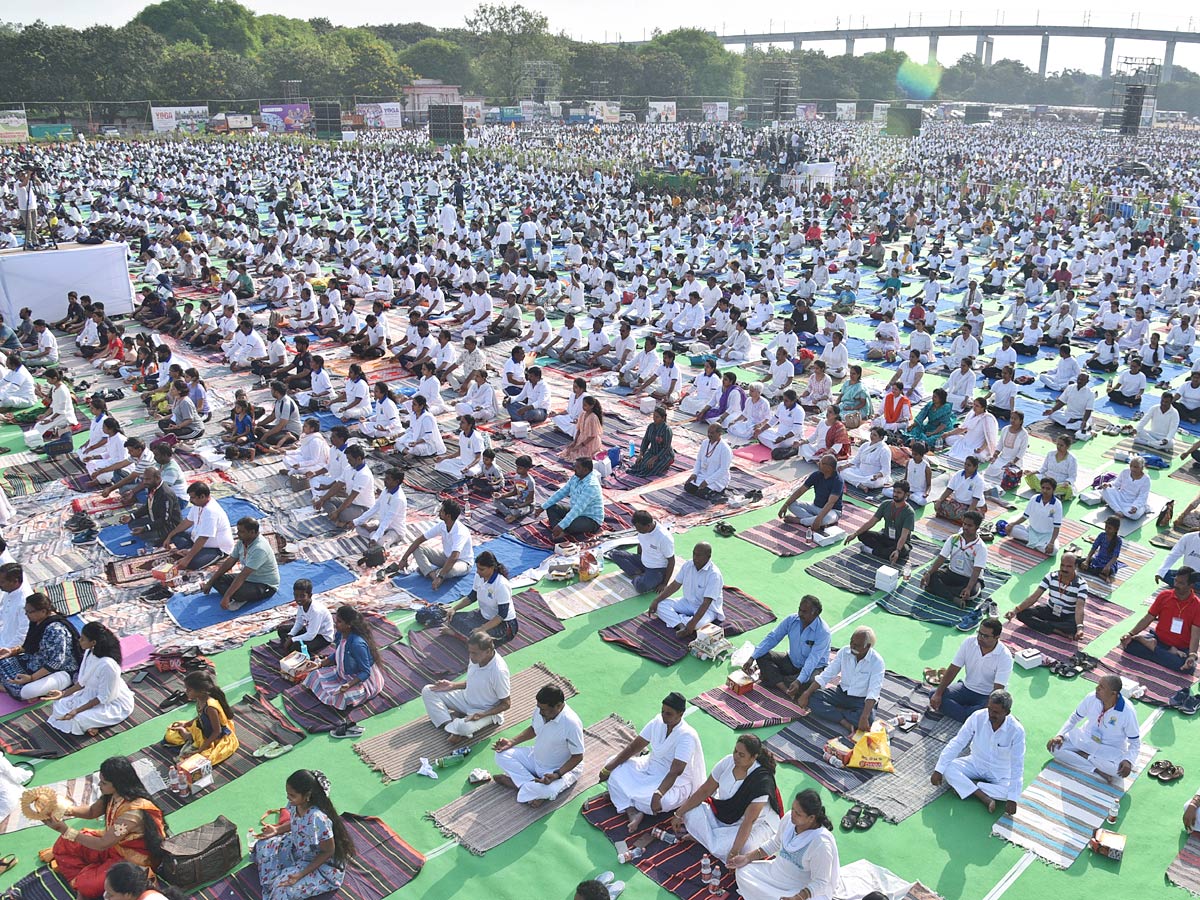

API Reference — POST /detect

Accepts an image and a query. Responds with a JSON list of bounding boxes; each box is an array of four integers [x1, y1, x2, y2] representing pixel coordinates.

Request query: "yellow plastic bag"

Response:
[[845, 723, 895, 773]]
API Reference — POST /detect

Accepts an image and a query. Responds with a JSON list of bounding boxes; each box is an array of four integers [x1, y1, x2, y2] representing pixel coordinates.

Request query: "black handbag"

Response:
[[157, 815, 241, 890]]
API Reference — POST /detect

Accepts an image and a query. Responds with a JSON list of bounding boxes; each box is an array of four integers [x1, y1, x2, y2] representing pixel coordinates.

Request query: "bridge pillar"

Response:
[[744, 39, 754, 52], [845, 37, 855, 56], [927, 34, 939, 63], [1102, 36, 1115, 79], [792, 37, 802, 52], [885, 35, 895, 52], [1038, 33, 1050, 79], [975, 33, 986, 62], [1164, 40, 1176, 82], [984, 39, 994, 67]]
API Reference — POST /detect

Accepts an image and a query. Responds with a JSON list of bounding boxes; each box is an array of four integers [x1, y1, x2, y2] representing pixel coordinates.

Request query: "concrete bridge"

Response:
[[619, 25, 1199, 81]]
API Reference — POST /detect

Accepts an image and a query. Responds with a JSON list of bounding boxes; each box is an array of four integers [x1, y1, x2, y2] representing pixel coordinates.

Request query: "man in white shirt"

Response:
[[796, 626, 884, 734], [397, 498, 474, 589], [493, 683, 585, 806], [932, 690, 1026, 815], [922, 511, 988, 604], [0, 563, 32, 650], [649, 542, 724, 637], [163, 482, 234, 570], [1047, 677, 1140, 783], [327, 444, 376, 525], [1134, 391, 1180, 453], [929, 619, 1013, 722], [353, 467, 407, 547], [600, 692, 706, 829], [422, 632, 512, 746], [1045, 373, 1095, 437], [608, 510, 676, 594], [275, 580, 336, 655]]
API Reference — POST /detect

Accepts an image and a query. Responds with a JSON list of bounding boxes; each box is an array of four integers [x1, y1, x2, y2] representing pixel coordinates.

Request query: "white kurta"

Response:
[[736, 824, 840, 900], [682, 756, 781, 862], [47, 652, 135, 735], [607, 717, 706, 815]]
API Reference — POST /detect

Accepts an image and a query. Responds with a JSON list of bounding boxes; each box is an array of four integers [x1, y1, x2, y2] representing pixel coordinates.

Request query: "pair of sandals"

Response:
[[713, 522, 736, 538], [922, 667, 947, 686], [591, 871, 625, 900], [157, 690, 188, 712], [1047, 652, 1099, 679], [1150, 759, 1186, 782], [840, 803, 882, 831], [252, 741, 294, 759]]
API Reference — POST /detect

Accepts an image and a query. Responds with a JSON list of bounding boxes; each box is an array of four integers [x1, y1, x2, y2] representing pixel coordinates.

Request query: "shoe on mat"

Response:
[[594, 872, 615, 887], [70, 529, 98, 545], [330, 724, 364, 739]]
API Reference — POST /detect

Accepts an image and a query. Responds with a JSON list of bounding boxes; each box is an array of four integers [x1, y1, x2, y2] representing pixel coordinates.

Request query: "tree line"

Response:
[[3, 0, 1200, 114]]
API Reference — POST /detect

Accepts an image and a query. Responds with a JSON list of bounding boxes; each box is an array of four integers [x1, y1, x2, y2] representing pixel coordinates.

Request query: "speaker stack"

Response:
[[884, 107, 922, 137], [429, 104, 465, 144], [312, 101, 342, 138]]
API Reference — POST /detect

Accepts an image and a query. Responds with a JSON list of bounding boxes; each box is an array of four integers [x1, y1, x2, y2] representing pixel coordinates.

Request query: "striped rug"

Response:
[[542, 572, 638, 619], [1078, 539, 1156, 599], [0, 772, 99, 834], [735, 503, 874, 558], [642, 470, 775, 519], [876, 568, 1012, 630], [691, 682, 810, 729], [805, 537, 940, 595], [1167, 833, 1200, 896], [992, 743, 1156, 868], [581, 793, 741, 900], [598, 587, 777, 666], [1170, 461, 1200, 488], [1084, 640, 1199, 706], [1104, 435, 1176, 462], [988, 519, 1090, 574], [353, 662, 576, 781], [196, 813, 425, 900], [1002, 594, 1131, 661], [427, 714, 636, 855]]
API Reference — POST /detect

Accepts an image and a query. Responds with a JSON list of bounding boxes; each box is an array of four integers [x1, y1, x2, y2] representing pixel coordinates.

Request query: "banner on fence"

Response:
[[647, 101, 677, 124], [355, 102, 404, 129], [259, 102, 312, 133], [150, 105, 208, 134], [873, 102, 890, 125], [463, 100, 484, 124], [796, 103, 818, 120], [0, 110, 29, 143], [226, 114, 253, 130], [702, 101, 730, 122], [836, 102, 857, 121]]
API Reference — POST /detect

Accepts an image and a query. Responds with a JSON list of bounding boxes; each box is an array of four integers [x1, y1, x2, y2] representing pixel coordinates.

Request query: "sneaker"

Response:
[[66, 516, 95, 533], [70, 529, 98, 545]]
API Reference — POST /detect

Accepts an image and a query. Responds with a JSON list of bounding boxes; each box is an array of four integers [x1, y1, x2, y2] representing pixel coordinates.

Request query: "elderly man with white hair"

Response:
[[795, 626, 884, 736], [1047, 676, 1140, 784], [932, 690, 1025, 816], [1102, 456, 1152, 520], [839, 427, 893, 490], [727, 383, 771, 441]]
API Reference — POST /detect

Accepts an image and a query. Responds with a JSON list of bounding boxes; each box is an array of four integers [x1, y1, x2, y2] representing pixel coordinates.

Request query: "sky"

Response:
[[8, 0, 1200, 77]]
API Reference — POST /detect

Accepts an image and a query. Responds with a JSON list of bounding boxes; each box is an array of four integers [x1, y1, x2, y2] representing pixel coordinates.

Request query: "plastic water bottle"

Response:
[[700, 854, 712, 879], [299, 642, 310, 660], [246, 828, 257, 853], [434, 746, 473, 768], [167, 766, 180, 794], [628, 440, 637, 460], [1107, 799, 1119, 824], [650, 827, 677, 844], [617, 846, 644, 864], [708, 864, 723, 894], [174, 765, 188, 795]]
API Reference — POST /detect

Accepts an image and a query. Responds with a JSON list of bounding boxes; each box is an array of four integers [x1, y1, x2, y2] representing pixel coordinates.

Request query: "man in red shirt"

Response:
[[1118, 568, 1200, 672]]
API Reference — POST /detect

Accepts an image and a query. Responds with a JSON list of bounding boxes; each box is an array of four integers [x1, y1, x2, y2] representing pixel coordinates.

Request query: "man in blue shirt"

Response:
[[779, 454, 844, 531], [743, 595, 831, 699], [542, 457, 605, 538]]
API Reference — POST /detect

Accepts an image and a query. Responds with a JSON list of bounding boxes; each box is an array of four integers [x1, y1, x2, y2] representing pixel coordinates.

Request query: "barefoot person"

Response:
[[743, 595, 830, 700], [1046, 676, 1140, 784], [932, 690, 1025, 815], [492, 683, 584, 808], [421, 632, 512, 747]]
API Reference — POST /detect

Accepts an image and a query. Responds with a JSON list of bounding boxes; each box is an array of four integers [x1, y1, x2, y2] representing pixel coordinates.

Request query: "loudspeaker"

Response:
[[429, 104, 465, 143], [1120, 85, 1145, 136], [312, 101, 341, 136], [885, 107, 922, 137], [965, 105, 989, 125]]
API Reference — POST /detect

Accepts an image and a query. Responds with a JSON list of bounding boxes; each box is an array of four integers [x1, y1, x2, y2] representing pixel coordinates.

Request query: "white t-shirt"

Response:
[[188, 501, 235, 554], [463, 653, 511, 712], [638, 524, 676, 570], [951, 636, 1014, 694], [531, 703, 586, 771]]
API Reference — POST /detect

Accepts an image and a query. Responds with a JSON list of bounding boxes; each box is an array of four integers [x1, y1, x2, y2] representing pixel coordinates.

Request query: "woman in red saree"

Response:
[[41, 757, 165, 899]]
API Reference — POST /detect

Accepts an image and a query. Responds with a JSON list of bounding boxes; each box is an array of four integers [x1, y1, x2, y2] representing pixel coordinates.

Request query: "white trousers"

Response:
[[421, 685, 504, 736], [606, 758, 690, 815], [942, 756, 1005, 801], [18, 669, 72, 701], [657, 597, 718, 629], [1051, 730, 1125, 778], [495, 747, 580, 803]]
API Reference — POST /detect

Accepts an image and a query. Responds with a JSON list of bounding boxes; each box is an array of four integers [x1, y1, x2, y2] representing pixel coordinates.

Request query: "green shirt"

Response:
[[232, 535, 280, 587], [876, 499, 915, 542]]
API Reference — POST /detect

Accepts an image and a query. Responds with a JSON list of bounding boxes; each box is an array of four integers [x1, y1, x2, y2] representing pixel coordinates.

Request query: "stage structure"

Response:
[[1105, 56, 1161, 136], [0, 242, 135, 322]]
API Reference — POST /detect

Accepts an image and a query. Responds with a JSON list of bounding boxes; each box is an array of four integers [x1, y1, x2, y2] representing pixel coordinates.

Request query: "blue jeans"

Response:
[[170, 533, 224, 569], [809, 686, 869, 725], [608, 548, 667, 594], [940, 683, 989, 722], [1125, 634, 1191, 671], [505, 401, 547, 423]]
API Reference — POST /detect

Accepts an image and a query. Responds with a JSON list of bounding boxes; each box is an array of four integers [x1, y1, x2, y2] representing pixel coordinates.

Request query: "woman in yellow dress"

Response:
[[163, 670, 239, 765]]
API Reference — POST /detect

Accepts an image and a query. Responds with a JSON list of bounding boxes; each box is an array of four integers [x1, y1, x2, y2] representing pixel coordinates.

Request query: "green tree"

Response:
[[646, 29, 742, 97], [150, 40, 262, 102], [464, 3, 551, 101], [399, 38, 473, 88], [133, 0, 259, 54], [635, 46, 689, 96]]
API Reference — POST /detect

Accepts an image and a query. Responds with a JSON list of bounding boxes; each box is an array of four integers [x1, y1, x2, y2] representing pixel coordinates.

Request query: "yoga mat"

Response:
[[426, 713, 635, 854], [986, 519, 1090, 574], [167, 560, 356, 631], [1080, 494, 1169, 537], [1078, 538, 1155, 598], [1085, 640, 1199, 706], [1167, 833, 1200, 896], [1094, 392, 1159, 419], [130, 692, 305, 815], [735, 504, 874, 558], [642, 470, 773, 519], [804, 537, 940, 595], [391, 535, 552, 604], [691, 682, 810, 730], [542, 572, 638, 619], [582, 794, 741, 899], [1170, 460, 1200, 488], [1003, 594, 1130, 662], [195, 814, 425, 900], [38, 579, 99, 616], [598, 587, 777, 666], [765, 672, 943, 796], [0, 772, 99, 834], [509, 501, 637, 552], [733, 443, 773, 464], [876, 567, 1012, 630], [1103, 436, 1176, 462], [354, 662, 577, 781], [1, 866, 75, 900], [842, 717, 962, 825], [99, 496, 267, 557], [991, 744, 1156, 868], [0, 634, 153, 719], [252, 616, 404, 701]]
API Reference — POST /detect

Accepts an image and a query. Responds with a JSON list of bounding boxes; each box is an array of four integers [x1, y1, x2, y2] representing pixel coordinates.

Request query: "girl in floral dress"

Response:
[[255, 769, 353, 900]]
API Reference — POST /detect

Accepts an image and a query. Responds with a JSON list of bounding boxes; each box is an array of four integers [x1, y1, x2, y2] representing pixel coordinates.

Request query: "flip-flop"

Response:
[[259, 742, 294, 759], [1162, 764, 1186, 783], [855, 806, 882, 831], [841, 803, 864, 830], [157, 690, 187, 712], [1150, 760, 1172, 778], [0, 855, 17, 875], [922, 667, 939, 685], [252, 741, 281, 759]]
